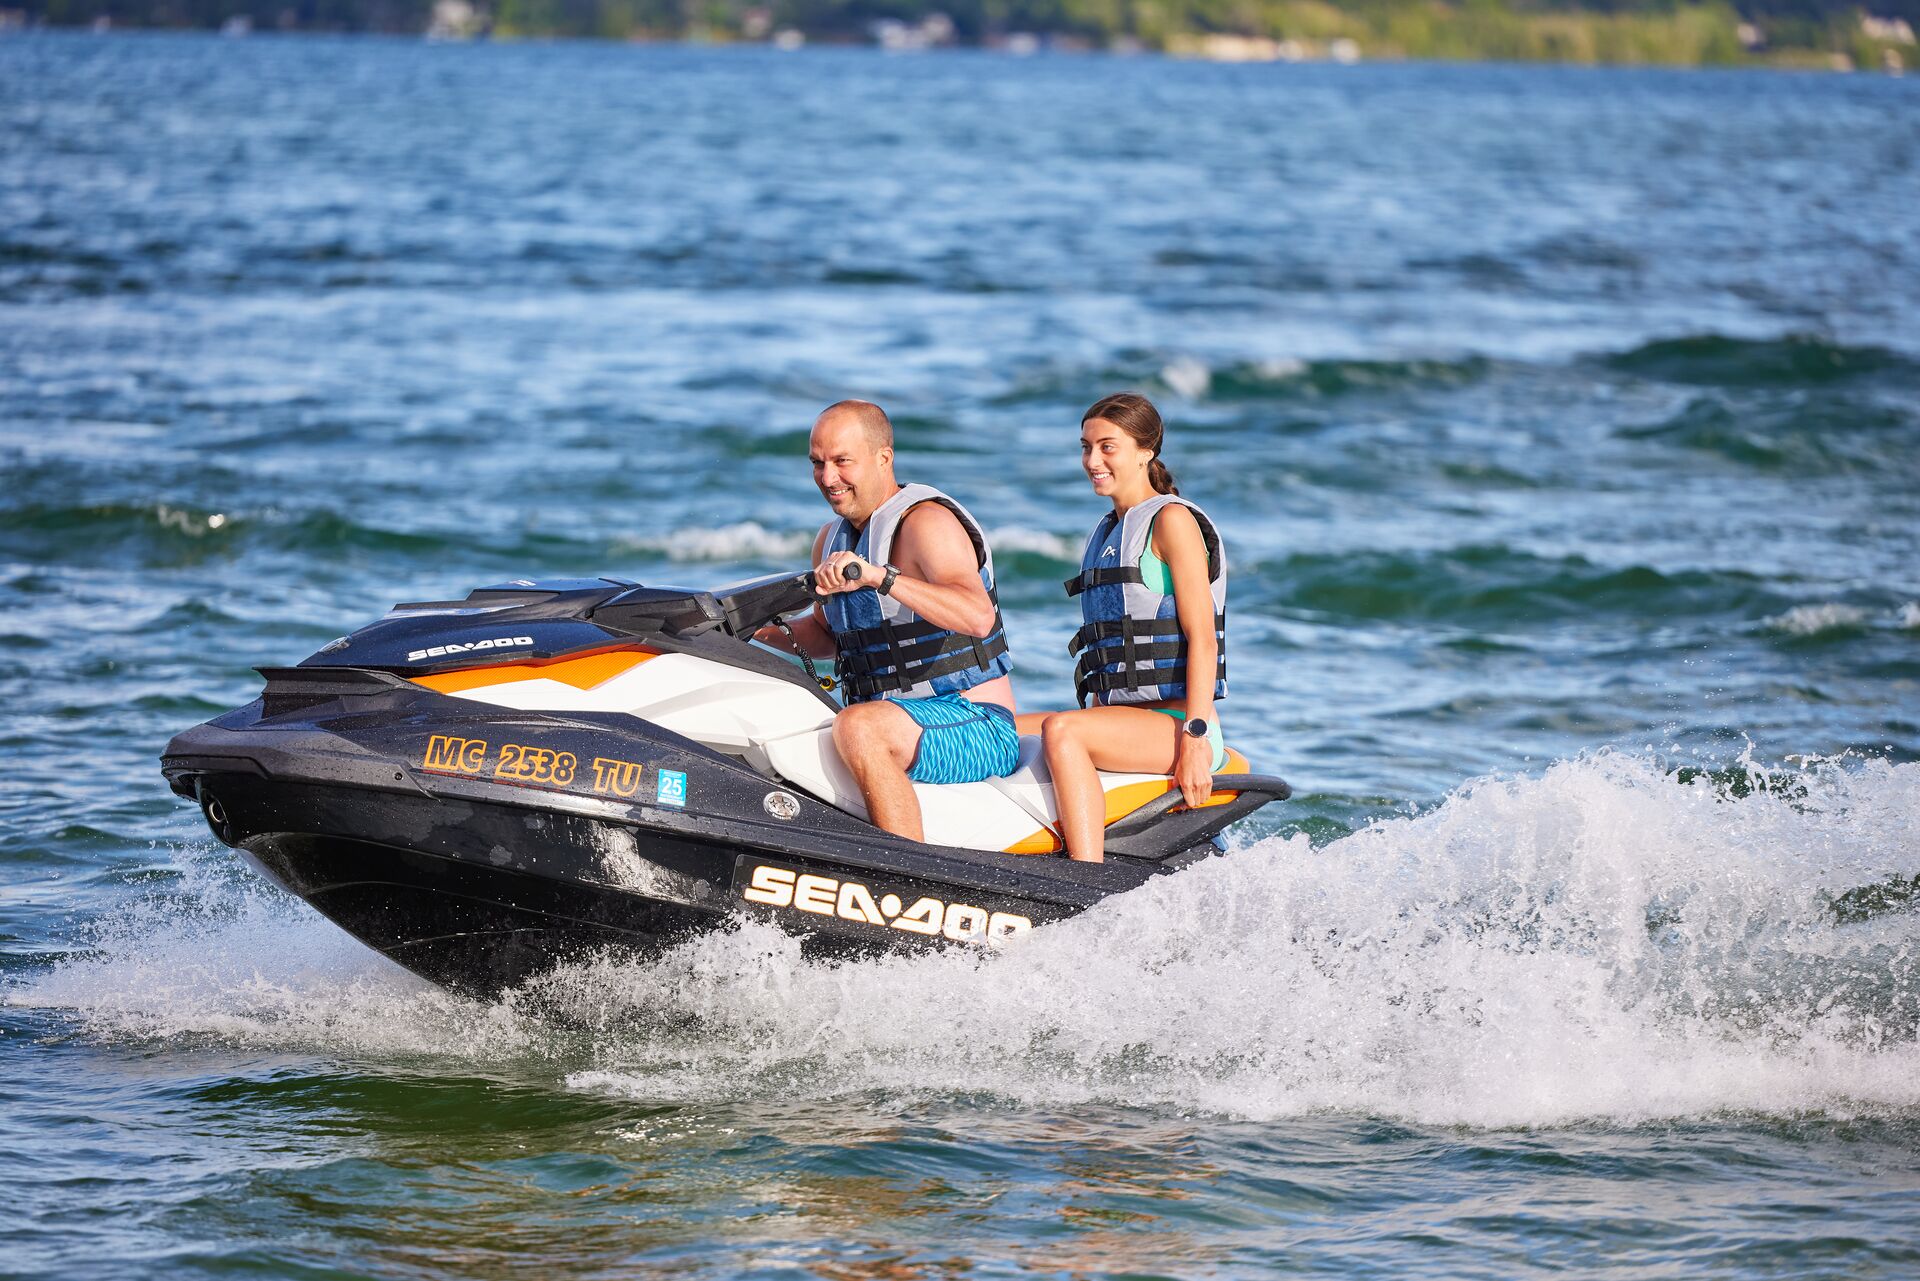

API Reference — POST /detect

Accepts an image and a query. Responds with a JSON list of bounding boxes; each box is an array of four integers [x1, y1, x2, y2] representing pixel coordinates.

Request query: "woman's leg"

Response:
[[1041, 706, 1185, 863], [1013, 711, 1054, 737]]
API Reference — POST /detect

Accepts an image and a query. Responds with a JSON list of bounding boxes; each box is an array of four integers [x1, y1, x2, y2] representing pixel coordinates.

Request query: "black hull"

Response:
[[240, 831, 728, 997], [185, 768, 1104, 997]]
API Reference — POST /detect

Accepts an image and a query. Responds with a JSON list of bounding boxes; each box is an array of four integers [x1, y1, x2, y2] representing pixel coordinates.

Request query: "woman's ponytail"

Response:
[[1083, 391, 1179, 496]]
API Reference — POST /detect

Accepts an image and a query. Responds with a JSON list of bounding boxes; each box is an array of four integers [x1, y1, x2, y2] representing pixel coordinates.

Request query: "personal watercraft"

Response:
[[161, 570, 1291, 996]]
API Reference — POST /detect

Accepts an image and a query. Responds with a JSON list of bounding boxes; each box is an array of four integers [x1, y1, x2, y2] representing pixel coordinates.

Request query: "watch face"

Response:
[[1185, 718, 1208, 737]]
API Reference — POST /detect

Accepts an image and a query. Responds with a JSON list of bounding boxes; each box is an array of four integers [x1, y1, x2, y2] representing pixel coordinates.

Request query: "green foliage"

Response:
[[12, 0, 1909, 70]]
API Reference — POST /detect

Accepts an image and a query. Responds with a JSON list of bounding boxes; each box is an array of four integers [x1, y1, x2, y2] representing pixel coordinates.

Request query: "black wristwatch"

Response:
[[1183, 717, 1209, 739], [877, 564, 900, 596]]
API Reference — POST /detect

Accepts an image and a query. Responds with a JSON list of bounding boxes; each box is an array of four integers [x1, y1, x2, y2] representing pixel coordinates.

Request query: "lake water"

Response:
[[3, 32, 1919, 1279]]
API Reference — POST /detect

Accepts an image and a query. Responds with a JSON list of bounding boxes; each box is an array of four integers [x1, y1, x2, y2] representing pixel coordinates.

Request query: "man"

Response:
[[756, 400, 1018, 842]]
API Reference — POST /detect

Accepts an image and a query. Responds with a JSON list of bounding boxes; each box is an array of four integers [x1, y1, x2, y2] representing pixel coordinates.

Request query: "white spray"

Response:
[[13, 752, 1919, 1128]]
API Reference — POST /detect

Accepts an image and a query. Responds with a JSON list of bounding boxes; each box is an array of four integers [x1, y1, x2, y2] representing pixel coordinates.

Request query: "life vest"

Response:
[[1064, 494, 1227, 708], [820, 484, 1014, 704]]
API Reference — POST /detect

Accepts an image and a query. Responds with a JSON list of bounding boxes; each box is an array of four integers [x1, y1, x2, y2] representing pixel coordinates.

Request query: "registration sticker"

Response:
[[655, 769, 688, 807]]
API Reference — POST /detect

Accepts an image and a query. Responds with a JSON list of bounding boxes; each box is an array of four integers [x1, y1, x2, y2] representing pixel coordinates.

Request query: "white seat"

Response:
[[986, 735, 1061, 829], [757, 725, 1043, 852]]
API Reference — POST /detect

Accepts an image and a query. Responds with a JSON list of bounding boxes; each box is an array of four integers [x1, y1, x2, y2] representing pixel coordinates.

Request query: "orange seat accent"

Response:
[[1001, 745, 1250, 853], [411, 648, 657, 695], [1003, 829, 1064, 855]]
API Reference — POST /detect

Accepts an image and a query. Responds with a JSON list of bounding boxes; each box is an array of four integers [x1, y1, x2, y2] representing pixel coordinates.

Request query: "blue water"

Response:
[[3, 32, 1919, 1278]]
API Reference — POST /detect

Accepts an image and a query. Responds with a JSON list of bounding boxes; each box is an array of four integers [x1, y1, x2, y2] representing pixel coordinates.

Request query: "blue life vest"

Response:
[[1064, 493, 1227, 708], [820, 484, 1014, 703]]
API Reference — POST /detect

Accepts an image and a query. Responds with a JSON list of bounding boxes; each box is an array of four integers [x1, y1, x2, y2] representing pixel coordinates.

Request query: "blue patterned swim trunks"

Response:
[[887, 693, 1020, 785]]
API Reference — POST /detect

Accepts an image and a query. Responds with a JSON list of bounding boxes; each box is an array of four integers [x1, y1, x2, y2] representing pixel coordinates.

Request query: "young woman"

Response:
[[1035, 392, 1228, 863]]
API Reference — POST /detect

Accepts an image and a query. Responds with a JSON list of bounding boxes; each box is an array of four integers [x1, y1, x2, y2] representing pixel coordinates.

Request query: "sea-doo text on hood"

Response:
[[408, 636, 534, 663]]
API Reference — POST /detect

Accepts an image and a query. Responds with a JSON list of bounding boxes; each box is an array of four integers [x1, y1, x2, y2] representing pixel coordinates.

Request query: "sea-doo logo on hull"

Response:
[[736, 861, 1032, 945], [408, 635, 534, 663]]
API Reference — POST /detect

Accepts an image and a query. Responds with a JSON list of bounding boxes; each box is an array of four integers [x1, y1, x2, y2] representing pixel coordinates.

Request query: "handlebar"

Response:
[[800, 562, 862, 594], [715, 564, 869, 641]]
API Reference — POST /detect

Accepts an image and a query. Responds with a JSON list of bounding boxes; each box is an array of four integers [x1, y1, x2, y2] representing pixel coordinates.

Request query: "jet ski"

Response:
[[161, 570, 1291, 997]]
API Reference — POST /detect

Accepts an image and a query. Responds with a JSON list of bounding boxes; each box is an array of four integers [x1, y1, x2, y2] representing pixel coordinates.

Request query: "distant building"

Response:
[[427, 0, 488, 41], [1861, 15, 1916, 44]]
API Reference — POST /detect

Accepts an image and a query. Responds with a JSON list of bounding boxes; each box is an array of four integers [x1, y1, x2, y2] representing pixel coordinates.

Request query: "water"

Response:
[[4, 32, 1919, 1278]]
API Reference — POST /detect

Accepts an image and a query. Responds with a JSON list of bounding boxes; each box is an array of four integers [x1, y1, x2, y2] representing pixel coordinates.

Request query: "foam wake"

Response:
[[12, 753, 1919, 1127]]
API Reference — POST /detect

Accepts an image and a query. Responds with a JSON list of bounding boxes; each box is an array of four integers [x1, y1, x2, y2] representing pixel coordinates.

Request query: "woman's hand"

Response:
[[1176, 730, 1214, 809], [812, 550, 877, 595]]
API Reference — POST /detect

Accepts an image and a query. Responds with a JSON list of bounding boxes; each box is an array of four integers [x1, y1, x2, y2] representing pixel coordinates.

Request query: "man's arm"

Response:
[[753, 525, 840, 659], [886, 503, 999, 638], [816, 502, 996, 638]]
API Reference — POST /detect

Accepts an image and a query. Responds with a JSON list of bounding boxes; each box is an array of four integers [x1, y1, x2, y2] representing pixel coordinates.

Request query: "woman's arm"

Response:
[[1153, 505, 1218, 805]]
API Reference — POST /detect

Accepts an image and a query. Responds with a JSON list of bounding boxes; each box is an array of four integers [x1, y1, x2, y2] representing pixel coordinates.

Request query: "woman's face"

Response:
[[1080, 417, 1150, 498]]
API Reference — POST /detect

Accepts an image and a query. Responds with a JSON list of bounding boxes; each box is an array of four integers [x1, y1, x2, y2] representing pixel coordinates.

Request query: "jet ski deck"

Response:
[[162, 573, 1290, 996]]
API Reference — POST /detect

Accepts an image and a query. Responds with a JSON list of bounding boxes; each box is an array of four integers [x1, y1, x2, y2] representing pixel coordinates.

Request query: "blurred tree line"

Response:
[[14, 0, 1919, 69]]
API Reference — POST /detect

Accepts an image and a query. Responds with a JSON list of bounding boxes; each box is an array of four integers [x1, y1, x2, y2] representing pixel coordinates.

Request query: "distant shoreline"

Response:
[[15, 21, 1920, 77], [8, 5, 1914, 76]]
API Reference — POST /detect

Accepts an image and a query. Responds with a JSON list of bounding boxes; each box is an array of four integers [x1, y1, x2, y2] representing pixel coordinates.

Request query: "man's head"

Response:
[[810, 400, 898, 525]]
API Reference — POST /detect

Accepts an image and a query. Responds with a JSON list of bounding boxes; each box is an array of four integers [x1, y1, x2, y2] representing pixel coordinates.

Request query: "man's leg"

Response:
[[832, 701, 925, 841]]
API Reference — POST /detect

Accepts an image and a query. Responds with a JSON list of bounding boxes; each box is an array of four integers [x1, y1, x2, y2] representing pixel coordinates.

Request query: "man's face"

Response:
[[810, 416, 890, 523]]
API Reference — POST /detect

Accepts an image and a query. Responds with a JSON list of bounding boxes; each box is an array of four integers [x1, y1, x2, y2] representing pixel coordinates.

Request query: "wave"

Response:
[[0, 498, 1082, 585], [981, 525, 1081, 563], [1245, 545, 1777, 627], [1171, 353, 1496, 401], [12, 753, 1919, 1128], [613, 522, 812, 563], [1757, 602, 1920, 649], [610, 522, 1081, 569], [1618, 394, 1917, 475], [1764, 604, 1875, 638], [1604, 334, 1918, 388], [993, 352, 1494, 407], [0, 502, 478, 567], [0, 501, 245, 567]]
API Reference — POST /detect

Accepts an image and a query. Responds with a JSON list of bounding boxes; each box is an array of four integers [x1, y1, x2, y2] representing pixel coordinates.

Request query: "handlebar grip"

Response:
[[801, 563, 862, 594]]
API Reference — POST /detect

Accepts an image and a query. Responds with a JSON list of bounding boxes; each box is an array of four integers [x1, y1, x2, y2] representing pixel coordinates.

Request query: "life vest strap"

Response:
[[1063, 566, 1144, 597], [837, 585, 1002, 650], [1075, 638, 1201, 674], [1074, 656, 1227, 706], [840, 628, 985, 674], [840, 630, 1011, 702], [1069, 613, 1226, 653]]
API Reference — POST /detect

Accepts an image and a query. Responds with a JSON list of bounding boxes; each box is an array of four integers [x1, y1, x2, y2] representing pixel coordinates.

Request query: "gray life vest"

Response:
[[820, 483, 1014, 703], [1063, 493, 1227, 707]]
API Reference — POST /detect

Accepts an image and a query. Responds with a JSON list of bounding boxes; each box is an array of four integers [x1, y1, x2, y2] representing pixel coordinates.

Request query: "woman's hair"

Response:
[[1082, 392, 1177, 495]]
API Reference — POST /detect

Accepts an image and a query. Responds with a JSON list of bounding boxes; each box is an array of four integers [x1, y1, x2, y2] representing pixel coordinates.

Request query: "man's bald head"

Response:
[[810, 400, 899, 525], [816, 399, 893, 451]]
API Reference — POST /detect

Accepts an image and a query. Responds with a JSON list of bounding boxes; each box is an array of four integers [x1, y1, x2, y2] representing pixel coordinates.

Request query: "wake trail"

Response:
[[13, 751, 1919, 1127]]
